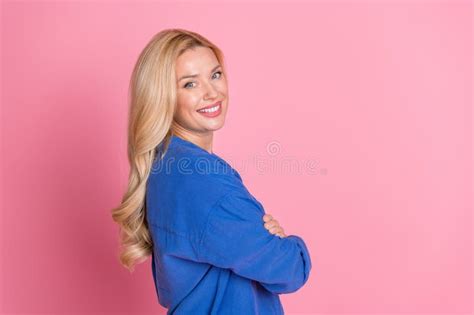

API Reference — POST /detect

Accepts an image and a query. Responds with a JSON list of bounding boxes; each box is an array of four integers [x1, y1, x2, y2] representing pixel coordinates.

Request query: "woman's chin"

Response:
[[203, 122, 225, 132], [195, 115, 226, 131]]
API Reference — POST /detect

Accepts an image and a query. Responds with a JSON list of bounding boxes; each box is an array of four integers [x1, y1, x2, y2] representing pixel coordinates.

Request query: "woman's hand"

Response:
[[262, 214, 287, 238]]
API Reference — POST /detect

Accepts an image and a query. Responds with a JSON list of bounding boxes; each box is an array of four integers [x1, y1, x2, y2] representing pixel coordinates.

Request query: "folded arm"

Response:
[[196, 191, 312, 294]]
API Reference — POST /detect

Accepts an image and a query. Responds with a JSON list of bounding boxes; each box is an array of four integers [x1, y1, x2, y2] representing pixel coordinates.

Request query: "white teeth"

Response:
[[198, 104, 220, 113]]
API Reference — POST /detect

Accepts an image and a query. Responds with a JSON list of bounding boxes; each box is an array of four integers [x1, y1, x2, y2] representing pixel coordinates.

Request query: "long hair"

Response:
[[111, 28, 228, 272]]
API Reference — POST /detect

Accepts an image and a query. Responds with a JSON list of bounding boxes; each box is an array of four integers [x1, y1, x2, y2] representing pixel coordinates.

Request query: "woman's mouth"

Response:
[[196, 101, 222, 118]]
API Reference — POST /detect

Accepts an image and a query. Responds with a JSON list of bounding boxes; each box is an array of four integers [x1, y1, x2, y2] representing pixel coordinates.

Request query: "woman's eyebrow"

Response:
[[178, 64, 221, 82]]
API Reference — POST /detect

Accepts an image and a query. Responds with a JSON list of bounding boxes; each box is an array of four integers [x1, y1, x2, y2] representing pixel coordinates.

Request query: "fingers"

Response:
[[272, 227, 287, 238], [265, 222, 285, 236], [262, 214, 287, 237], [264, 219, 279, 230], [268, 226, 283, 234]]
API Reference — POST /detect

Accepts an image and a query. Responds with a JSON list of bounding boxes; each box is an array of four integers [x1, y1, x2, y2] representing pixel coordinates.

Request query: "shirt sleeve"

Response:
[[196, 190, 312, 294]]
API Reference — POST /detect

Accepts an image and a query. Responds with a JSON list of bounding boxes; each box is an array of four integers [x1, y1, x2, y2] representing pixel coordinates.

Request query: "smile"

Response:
[[197, 104, 220, 113], [196, 102, 222, 118]]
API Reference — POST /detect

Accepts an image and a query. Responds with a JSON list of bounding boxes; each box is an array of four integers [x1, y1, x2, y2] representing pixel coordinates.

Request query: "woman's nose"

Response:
[[203, 81, 218, 99]]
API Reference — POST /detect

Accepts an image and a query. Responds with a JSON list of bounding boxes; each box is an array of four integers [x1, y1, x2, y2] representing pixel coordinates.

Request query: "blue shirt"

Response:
[[146, 134, 312, 314]]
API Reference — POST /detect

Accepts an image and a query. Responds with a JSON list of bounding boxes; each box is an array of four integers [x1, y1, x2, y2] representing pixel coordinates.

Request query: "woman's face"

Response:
[[173, 46, 228, 136]]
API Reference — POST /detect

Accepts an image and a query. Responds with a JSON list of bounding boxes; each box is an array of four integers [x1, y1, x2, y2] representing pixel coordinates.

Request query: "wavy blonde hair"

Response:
[[111, 28, 228, 272]]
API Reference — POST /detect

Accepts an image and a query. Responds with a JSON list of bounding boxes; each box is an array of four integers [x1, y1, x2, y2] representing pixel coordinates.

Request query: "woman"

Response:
[[112, 28, 312, 314]]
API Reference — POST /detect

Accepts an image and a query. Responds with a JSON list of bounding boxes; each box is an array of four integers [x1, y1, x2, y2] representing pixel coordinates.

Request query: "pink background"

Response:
[[1, 1, 471, 314]]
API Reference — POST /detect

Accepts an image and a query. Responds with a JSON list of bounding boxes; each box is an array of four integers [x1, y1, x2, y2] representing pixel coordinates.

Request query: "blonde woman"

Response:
[[112, 28, 312, 314]]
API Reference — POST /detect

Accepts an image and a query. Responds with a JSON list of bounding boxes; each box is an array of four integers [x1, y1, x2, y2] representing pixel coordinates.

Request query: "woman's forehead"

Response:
[[176, 47, 219, 73]]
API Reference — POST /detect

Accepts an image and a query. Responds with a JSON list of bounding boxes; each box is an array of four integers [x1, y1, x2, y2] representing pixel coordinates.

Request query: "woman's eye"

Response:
[[183, 71, 222, 89], [184, 82, 195, 89]]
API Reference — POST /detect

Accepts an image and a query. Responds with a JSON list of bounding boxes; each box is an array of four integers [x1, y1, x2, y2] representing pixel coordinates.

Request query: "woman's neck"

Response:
[[172, 129, 214, 154]]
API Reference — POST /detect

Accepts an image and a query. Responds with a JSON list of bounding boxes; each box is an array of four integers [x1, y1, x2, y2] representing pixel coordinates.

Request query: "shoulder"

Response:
[[154, 144, 238, 182], [149, 141, 247, 206]]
